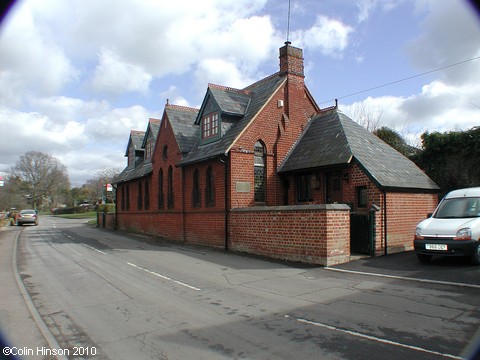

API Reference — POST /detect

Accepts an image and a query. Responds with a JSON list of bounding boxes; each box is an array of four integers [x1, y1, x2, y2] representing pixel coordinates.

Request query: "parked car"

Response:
[[17, 209, 39, 226], [414, 187, 480, 265]]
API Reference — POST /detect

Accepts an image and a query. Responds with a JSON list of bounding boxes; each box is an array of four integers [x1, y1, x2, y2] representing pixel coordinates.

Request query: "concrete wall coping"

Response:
[[230, 204, 351, 212]]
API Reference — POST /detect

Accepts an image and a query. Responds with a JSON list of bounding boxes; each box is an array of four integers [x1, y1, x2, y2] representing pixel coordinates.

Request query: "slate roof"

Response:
[[124, 130, 145, 157], [112, 161, 152, 185], [206, 84, 251, 116], [165, 105, 199, 155], [279, 109, 439, 191], [178, 73, 287, 166], [141, 118, 161, 148], [113, 106, 199, 185]]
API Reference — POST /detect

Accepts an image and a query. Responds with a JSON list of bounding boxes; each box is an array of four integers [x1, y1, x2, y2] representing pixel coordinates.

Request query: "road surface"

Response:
[[2, 216, 479, 359]]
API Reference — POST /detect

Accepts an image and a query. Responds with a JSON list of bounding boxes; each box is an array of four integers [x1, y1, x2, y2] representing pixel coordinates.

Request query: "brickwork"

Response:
[[229, 205, 351, 266], [383, 192, 438, 253], [111, 43, 438, 265]]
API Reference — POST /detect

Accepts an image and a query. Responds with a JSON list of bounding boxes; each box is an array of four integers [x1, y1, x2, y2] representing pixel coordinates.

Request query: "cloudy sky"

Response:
[[0, 0, 479, 186]]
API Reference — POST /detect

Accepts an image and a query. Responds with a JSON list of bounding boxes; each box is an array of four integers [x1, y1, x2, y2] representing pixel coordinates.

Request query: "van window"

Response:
[[435, 197, 480, 218]]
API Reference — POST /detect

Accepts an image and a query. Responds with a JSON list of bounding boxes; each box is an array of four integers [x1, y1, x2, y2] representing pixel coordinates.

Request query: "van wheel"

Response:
[[470, 243, 480, 265], [417, 254, 432, 263]]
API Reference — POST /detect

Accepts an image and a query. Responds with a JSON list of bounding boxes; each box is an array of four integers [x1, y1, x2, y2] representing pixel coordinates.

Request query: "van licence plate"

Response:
[[425, 244, 447, 251]]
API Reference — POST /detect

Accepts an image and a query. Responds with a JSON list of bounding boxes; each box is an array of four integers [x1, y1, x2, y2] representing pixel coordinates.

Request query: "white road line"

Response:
[[294, 316, 462, 360], [325, 266, 480, 290], [127, 262, 201, 291], [81, 243, 107, 255]]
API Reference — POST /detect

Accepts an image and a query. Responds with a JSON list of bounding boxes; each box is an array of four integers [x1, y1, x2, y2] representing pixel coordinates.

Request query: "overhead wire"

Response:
[[318, 55, 480, 105]]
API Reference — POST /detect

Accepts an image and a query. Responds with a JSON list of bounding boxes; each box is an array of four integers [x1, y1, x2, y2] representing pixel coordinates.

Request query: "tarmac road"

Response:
[[1, 216, 480, 360]]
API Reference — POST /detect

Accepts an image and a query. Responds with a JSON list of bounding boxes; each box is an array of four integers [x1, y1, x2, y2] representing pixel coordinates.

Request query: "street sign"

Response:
[[106, 183, 113, 192]]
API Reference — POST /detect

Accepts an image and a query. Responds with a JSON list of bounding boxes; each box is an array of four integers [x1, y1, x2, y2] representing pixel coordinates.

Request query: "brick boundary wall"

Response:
[[229, 204, 351, 266], [97, 212, 116, 230]]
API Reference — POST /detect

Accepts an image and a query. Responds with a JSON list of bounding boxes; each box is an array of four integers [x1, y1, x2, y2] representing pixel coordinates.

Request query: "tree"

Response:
[[346, 100, 382, 132], [411, 127, 480, 195], [82, 167, 121, 204], [373, 126, 418, 157], [10, 151, 70, 210]]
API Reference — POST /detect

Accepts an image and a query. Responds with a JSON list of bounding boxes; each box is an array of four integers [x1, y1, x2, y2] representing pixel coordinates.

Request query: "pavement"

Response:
[[327, 250, 480, 288], [0, 226, 52, 360]]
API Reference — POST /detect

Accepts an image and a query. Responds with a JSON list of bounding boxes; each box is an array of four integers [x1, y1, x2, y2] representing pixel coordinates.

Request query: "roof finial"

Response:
[[166, 98, 169, 106]]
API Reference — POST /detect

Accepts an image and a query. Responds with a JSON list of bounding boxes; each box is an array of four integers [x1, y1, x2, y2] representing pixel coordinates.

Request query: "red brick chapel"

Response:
[[112, 42, 439, 265]]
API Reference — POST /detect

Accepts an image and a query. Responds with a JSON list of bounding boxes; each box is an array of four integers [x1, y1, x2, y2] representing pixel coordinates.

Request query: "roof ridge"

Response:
[[166, 104, 199, 113], [208, 83, 252, 95], [148, 118, 161, 124], [130, 130, 145, 135], [243, 71, 283, 91]]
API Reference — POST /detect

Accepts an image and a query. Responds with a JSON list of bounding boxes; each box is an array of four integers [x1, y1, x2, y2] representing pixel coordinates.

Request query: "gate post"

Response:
[[369, 204, 381, 256]]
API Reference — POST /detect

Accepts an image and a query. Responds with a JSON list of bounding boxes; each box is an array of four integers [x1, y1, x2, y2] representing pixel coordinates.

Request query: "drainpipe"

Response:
[[219, 155, 229, 251], [383, 189, 388, 255]]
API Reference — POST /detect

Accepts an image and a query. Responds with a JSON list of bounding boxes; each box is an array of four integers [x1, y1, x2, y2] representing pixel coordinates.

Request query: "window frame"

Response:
[[137, 180, 143, 210], [158, 168, 164, 209], [167, 166, 174, 209], [254, 141, 266, 203], [205, 166, 215, 207], [202, 113, 219, 140], [357, 186, 368, 208], [145, 140, 154, 160], [144, 179, 150, 210], [296, 173, 313, 202], [193, 168, 201, 207]]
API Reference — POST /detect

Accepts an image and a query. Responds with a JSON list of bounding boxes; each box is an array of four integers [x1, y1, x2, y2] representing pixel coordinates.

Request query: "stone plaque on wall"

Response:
[[236, 182, 251, 193]]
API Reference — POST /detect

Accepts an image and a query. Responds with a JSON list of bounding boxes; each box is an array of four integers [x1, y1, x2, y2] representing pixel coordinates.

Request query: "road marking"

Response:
[[127, 262, 201, 291], [82, 243, 107, 255], [325, 267, 480, 290], [293, 316, 462, 359]]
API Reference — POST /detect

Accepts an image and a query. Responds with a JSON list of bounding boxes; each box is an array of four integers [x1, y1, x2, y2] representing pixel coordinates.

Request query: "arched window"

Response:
[[205, 166, 215, 207], [193, 168, 201, 207], [144, 179, 150, 210], [254, 141, 266, 203], [121, 186, 125, 211], [158, 168, 164, 209], [137, 180, 143, 210], [168, 166, 174, 208], [126, 185, 130, 210]]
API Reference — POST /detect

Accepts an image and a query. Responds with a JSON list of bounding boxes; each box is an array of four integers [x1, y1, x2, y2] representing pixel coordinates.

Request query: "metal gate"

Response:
[[350, 213, 370, 254]]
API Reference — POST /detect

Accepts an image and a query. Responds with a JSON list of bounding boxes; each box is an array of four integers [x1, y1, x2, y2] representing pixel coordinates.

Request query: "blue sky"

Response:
[[0, 0, 479, 186]]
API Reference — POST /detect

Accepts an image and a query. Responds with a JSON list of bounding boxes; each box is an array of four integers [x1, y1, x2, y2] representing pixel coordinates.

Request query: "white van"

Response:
[[414, 187, 480, 265]]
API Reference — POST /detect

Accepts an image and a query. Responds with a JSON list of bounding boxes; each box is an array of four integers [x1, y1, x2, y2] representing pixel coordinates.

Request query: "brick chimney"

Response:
[[279, 41, 304, 78]]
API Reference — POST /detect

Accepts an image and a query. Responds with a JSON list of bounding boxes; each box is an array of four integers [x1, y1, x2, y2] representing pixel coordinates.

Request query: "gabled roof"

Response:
[[178, 73, 287, 166], [164, 104, 199, 155], [141, 118, 161, 148], [195, 84, 251, 121], [279, 109, 439, 191], [124, 130, 145, 157]]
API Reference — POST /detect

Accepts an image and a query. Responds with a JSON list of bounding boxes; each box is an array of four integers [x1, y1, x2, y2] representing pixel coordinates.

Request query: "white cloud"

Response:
[[84, 105, 159, 142], [92, 48, 152, 94], [343, 76, 480, 146], [356, 0, 398, 23], [293, 15, 353, 56], [0, 106, 87, 163], [406, 0, 480, 85], [0, 1, 77, 100]]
